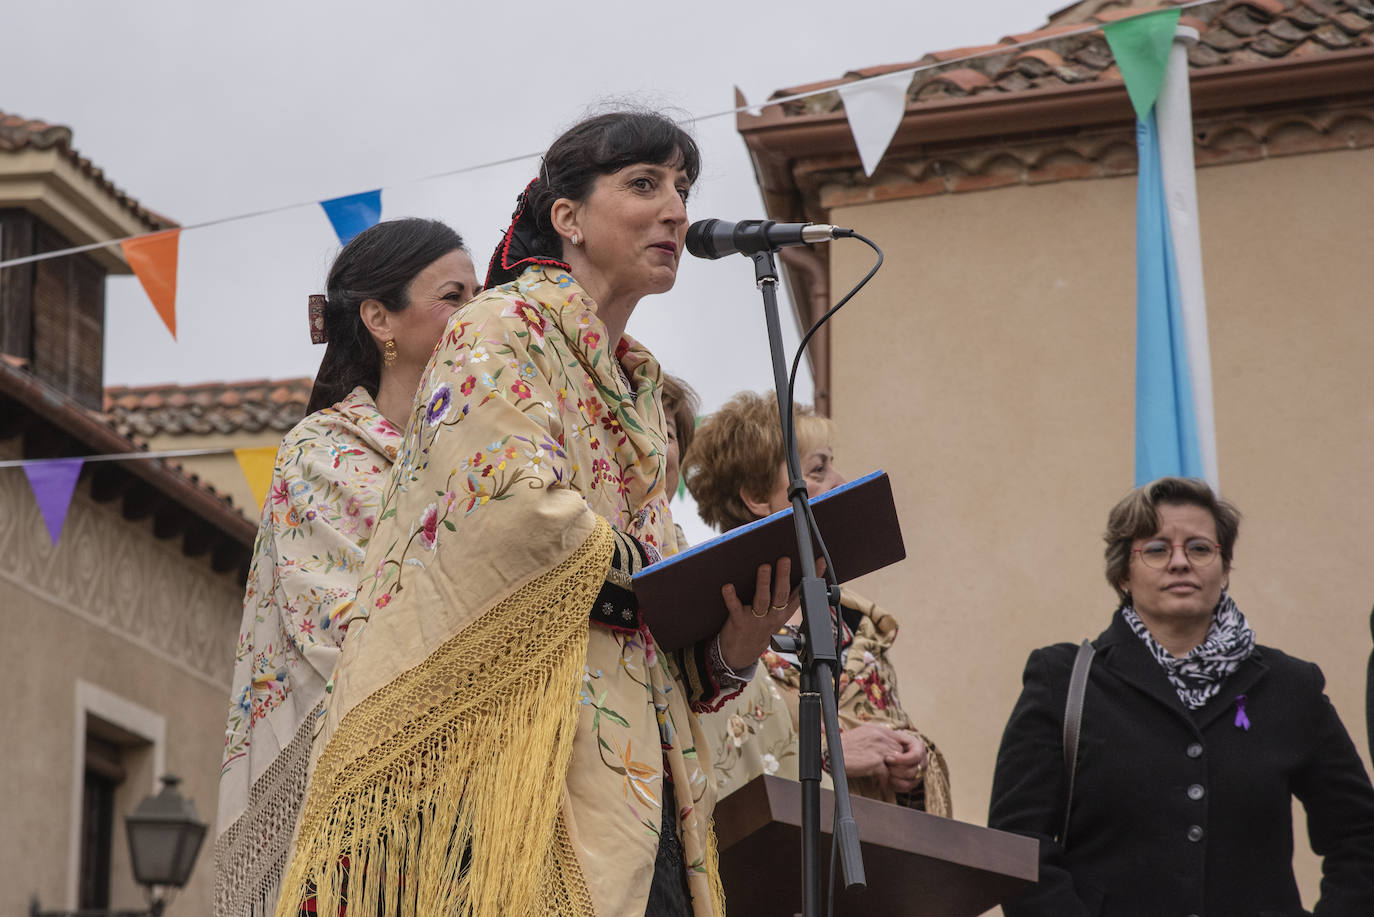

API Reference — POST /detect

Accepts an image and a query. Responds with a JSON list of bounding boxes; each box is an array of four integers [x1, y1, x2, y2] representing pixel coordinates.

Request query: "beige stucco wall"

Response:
[[0, 439, 243, 916], [827, 146, 1374, 906]]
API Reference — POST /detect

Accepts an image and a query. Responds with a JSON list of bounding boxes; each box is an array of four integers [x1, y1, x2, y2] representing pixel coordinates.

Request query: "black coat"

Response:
[[988, 611, 1374, 917]]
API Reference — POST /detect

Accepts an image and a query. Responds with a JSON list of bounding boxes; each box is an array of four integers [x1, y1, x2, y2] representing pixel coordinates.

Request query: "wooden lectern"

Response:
[[713, 775, 1038, 917]]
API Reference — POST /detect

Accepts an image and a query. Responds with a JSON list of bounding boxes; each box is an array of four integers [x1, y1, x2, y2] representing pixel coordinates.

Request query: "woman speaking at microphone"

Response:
[[277, 109, 797, 917]]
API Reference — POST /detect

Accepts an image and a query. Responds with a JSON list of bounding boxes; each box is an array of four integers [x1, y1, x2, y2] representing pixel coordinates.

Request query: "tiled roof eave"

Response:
[[1, 362, 257, 550], [740, 43, 1374, 157]]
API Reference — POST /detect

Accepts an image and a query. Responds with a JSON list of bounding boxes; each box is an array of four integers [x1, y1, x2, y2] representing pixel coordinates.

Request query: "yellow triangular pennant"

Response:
[[234, 446, 278, 512]]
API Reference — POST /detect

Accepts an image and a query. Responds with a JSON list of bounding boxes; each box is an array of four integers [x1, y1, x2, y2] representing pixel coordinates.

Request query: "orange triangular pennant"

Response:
[[234, 446, 278, 513], [121, 229, 181, 340]]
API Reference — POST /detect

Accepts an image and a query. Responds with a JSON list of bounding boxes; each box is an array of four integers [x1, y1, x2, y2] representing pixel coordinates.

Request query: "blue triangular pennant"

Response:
[[320, 190, 383, 246]]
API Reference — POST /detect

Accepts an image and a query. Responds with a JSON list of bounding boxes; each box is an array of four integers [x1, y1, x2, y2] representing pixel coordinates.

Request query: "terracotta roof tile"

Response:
[[764, 0, 1373, 123], [1006, 48, 1067, 77], [1093, 6, 1174, 23], [1203, 25, 1250, 49], [1251, 31, 1301, 53], [1001, 23, 1085, 43], [1284, 3, 1329, 26], [923, 44, 1007, 63], [913, 67, 993, 99], [0, 110, 175, 232], [103, 377, 314, 440], [1224, 0, 1286, 17], [845, 61, 921, 79], [1188, 41, 1228, 65], [1334, 10, 1374, 32], [1312, 20, 1359, 44], [1267, 16, 1311, 39], [1299, 0, 1340, 16], [1219, 6, 1272, 35]]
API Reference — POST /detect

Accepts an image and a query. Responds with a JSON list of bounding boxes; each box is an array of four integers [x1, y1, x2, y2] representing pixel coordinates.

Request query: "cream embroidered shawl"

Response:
[[278, 267, 723, 917], [758, 591, 952, 816], [217, 388, 401, 916]]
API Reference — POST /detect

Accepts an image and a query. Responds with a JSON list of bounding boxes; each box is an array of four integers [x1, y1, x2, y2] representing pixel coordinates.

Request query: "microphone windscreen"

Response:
[[685, 219, 725, 259]]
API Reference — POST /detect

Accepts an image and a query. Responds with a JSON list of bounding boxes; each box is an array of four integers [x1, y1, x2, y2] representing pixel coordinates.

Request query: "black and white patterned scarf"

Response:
[[1121, 593, 1255, 710]]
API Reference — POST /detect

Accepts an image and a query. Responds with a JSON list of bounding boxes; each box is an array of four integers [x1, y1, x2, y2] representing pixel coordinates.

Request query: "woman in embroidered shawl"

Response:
[[277, 111, 797, 917], [216, 219, 480, 917], [988, 477, 1374, 916], [683, 390, 951, 814]]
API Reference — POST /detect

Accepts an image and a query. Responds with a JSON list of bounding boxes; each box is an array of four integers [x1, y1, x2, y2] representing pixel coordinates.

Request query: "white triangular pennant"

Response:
[[838, 77, 910, 177]]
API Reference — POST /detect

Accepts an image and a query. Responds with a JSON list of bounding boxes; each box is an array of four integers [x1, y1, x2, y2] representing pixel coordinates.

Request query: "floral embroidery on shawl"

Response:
[[279, 268, 723, 917], [216, 388, 401, 917], [751, 591, 953, 816]]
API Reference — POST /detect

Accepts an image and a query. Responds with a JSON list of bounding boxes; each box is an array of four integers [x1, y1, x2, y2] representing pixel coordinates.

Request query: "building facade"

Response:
[[738, 0, 1374, 904], [0, 110, 256, 916]]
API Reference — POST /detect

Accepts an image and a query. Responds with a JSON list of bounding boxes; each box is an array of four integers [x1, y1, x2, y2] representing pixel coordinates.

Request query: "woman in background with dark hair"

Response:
[[216, 218, 477, 917], [279, 110, 789, 917], [988, 477, 1374, 917]]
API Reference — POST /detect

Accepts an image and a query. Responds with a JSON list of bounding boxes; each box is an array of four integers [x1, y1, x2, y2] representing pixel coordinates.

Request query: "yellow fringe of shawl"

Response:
[[275, 519, 613, 917]]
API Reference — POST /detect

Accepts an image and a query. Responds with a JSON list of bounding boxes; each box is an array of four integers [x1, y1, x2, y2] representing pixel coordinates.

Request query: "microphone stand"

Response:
[[751, 248, 865, 915]]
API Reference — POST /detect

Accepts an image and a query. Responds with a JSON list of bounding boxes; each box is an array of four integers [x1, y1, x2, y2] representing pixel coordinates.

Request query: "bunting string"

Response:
[[4, 0, 1223, 544], [0, 0, 1221, 275], [5, 445, 278, 545], [0, 446, 242, 469]]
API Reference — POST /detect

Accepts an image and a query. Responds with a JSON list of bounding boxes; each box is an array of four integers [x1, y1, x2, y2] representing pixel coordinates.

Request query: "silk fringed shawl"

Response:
[[217, 389, 402, 917], [758, 592, 953, 817], [277, 267, 724, 917]]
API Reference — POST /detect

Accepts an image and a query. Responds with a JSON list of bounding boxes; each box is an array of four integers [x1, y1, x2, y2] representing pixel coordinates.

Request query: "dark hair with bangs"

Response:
[[487, 110, 700, 286]]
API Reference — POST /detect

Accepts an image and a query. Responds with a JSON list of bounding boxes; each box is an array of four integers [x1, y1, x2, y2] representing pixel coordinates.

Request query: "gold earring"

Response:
[[571, 233, 581, 246], [383, 339, 398, 367]]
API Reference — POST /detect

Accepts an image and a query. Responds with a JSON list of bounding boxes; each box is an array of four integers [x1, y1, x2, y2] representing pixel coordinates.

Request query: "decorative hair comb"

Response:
[[308, 294, 328, 344]]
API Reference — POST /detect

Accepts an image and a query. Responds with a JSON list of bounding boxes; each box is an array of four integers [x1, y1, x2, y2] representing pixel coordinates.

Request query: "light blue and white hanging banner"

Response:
[[1123, 25, 1218, 491]]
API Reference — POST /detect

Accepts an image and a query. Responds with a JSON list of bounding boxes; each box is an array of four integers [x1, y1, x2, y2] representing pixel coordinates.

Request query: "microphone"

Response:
[[685, 219, 849, 260]]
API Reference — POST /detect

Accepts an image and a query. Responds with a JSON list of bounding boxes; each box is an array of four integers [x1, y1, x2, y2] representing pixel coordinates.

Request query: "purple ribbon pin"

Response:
[[1234, 694, 1251, 731]]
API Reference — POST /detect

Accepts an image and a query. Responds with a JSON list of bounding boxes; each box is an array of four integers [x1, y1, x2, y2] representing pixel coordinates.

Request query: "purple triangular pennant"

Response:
[[23, 458, 84, 544]]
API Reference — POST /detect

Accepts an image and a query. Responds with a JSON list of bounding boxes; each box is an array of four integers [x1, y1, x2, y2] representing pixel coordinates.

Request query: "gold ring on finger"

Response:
[[751, 606, 769, 618], [769, 602, 788, 612]]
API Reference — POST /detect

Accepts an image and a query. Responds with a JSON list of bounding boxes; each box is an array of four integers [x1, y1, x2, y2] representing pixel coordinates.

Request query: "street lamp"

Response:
[[31, 774, 207, 917]]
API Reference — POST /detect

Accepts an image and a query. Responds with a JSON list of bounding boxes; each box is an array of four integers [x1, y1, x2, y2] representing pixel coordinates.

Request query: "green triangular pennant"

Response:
[[1103, 9, 1182, 121]]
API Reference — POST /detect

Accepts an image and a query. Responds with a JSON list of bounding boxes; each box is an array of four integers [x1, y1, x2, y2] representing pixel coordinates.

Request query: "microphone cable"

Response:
[[774, 230, 885, 917]]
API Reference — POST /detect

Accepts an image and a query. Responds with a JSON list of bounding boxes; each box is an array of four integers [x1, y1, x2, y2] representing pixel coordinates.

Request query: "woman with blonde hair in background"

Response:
[[684, 390, 950, 814]]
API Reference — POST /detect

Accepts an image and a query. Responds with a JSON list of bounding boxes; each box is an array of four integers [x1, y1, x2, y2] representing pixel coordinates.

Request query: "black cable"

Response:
[[772, 229, 884, 915]]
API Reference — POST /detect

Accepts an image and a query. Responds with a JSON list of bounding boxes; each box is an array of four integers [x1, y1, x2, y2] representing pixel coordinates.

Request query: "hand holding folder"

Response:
[[634, 470, 907, 652]]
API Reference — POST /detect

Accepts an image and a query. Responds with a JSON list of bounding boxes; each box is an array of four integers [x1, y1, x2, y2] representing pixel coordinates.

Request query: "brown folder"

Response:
[[636, 470, 906, 652], [715, 775, 1039, 917]]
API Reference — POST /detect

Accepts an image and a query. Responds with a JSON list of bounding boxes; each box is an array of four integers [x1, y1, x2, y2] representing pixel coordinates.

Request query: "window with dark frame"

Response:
[[79, 732, 126, 909]]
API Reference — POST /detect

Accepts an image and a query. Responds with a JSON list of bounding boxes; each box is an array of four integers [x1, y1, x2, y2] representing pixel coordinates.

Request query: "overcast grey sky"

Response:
[[5, 0, 1043, 541]]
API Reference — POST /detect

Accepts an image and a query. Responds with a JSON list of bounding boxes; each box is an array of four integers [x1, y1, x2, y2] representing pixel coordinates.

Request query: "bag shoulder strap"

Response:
[[1060, 638, 1096, 847]]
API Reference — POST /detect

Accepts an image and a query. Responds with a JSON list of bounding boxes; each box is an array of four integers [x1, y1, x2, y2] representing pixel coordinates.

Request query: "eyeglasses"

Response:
[[1132, 538, 1221, 569]]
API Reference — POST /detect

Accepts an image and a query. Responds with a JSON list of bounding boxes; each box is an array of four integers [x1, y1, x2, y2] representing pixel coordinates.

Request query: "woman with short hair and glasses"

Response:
[[989, 476, 1374, 917]]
